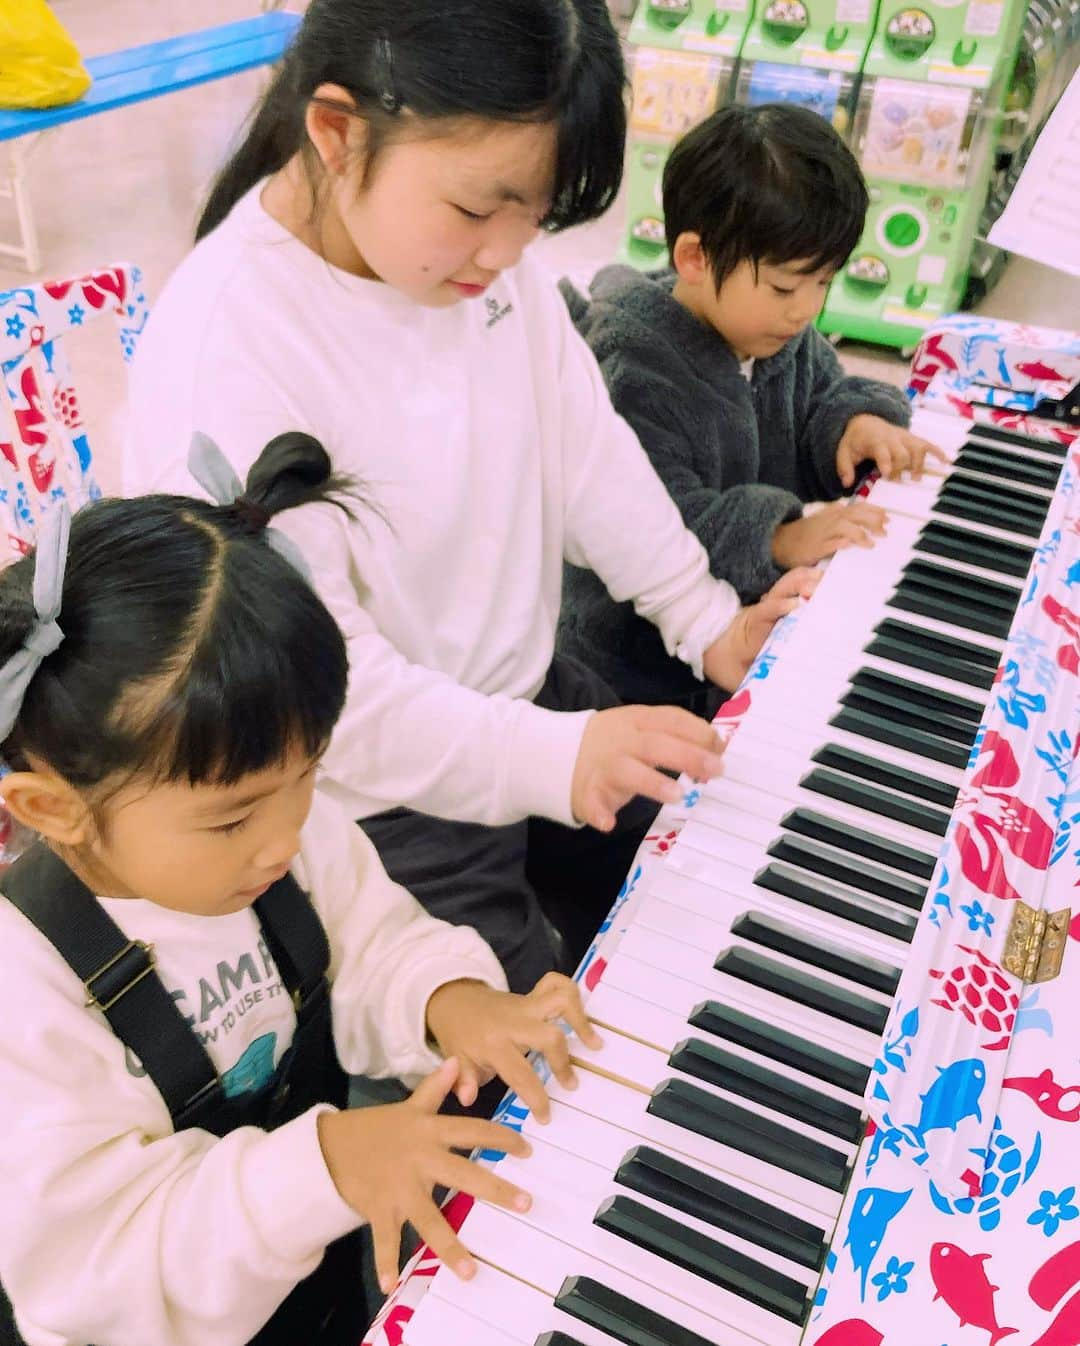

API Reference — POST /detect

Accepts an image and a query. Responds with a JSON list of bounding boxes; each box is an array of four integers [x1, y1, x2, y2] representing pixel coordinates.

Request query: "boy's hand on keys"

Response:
[[836, 413, 945, 487], [316, 1058, 532, 1294], [703, 566, 820, 691], [425, 972, 603, 1120], [572, 705, 728, 830], [772, 500, 888, 568]]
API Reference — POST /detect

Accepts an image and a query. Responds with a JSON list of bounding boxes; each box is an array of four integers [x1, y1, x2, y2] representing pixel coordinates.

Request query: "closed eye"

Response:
[[454, 204, 493, 222], [771, 285, 795, 297], [211, 814, 253, 836]]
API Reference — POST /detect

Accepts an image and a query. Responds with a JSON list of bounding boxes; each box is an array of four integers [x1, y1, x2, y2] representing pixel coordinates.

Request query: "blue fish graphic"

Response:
[[844, 1185, 912, 1298], [915, 1058, 986, 1143]]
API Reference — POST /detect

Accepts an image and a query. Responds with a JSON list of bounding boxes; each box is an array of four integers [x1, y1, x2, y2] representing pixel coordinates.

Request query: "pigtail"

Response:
[[242, 432, 359, 520], [0, 557, 39, 667]]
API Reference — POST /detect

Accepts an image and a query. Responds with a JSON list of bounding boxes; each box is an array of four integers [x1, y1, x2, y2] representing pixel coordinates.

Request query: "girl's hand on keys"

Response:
[[703, 567, 820, 691], [316, 1058, 532, 1293], [571, 704, 727, 831], [836, 414, 945, 488], [772, 500, 888, 568], [425, 972, 603, 1120]]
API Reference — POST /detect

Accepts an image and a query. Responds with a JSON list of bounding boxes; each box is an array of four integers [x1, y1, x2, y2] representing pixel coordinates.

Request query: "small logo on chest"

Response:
[[484, 294, 514, 329]]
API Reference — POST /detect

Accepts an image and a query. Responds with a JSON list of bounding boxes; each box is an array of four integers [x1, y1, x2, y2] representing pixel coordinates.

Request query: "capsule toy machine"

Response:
[[730, 0, 877, 135], [817, 0, 1027, 351], [621, 0, 753, 267]]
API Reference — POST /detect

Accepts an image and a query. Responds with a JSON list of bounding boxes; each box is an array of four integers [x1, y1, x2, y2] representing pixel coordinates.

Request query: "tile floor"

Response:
[[3, 0, 1080, 496]]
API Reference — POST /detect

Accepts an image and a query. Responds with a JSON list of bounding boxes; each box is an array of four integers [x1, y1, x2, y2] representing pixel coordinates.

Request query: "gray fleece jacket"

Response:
[[557, 265, 912, 706]]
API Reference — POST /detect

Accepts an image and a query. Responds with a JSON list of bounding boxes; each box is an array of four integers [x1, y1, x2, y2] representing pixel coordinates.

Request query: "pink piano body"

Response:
[[364, 315, 1080, 1346]]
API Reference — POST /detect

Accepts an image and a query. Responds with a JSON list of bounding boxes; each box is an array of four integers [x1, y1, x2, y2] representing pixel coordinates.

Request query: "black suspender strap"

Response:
[[253, 876, 331, 1024], [2, 844, 219, 1118]]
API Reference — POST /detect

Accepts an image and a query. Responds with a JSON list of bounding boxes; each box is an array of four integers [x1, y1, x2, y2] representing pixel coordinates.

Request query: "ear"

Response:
[[1, 770, 90, 847], [671, 231, 711, 287], [305, 82, 368, 175]]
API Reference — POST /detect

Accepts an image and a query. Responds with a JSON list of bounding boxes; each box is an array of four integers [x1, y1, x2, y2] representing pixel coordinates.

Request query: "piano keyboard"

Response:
[[393, 406, 1072, 1346]]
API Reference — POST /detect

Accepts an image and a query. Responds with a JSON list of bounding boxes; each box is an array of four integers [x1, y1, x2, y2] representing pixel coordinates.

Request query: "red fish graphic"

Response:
[[930, 1243, 1017, 1345], [1030, 1243, 1080, 1346], [1015, 359, 1070, 382], [1002, 1069, 1080, 1122], [813, 1320, 885, 1346]]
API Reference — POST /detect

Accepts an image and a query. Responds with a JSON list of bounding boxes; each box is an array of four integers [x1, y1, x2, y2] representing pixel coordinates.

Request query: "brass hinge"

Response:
[[1002, 902, 1071, 983]]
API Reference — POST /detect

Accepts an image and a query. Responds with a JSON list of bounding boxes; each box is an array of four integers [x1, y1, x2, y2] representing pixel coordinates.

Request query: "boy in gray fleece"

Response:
[[559, 103, 939, 712]]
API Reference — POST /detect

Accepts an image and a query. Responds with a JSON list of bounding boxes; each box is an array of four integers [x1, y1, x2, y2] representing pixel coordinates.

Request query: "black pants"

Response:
[[362, 656, 659, 994]]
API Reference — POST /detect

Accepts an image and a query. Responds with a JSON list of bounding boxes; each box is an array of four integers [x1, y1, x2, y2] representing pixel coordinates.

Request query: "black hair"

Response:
[[0, 433, 351, 794], [662, 103, 869, 287], [197, 0, 626, 240]]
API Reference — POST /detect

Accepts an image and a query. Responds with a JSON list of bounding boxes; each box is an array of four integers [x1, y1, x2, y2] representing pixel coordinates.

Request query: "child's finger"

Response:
[[454, 1059, 481, 1108], [408, 1197, 477, 1283], [846, 502, 888, 533], [874, 445, 895, 479], [490, 1047, 553, 1122], [836, 444, 855, 486], [371, 1209, 404, 1295], [548, 985, 602, 1051], [636, 728, 726, 783], [409, 1057, 461, 1114], [440, 1115, 533, 1159], [435, 1153, 533, 1217]]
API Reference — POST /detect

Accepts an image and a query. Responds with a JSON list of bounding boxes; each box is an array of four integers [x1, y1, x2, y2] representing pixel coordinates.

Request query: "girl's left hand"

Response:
[[836, 414, 945, 488], [425, 972, 602, 1122], [703, 567, 819, 690]]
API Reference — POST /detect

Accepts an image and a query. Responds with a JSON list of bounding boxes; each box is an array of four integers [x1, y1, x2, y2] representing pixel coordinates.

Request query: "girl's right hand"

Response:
[[571, 705, 726, 832], [316, 1057, 533, 1293]]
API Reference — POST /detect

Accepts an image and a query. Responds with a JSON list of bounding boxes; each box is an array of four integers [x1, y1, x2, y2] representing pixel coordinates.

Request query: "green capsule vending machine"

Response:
[[731, 0, 879, 134], [817, 0, 1027, 349], [622, 0, 754, 267]]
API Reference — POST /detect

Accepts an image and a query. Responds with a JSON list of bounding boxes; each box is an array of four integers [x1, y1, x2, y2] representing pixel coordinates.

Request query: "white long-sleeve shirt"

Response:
[[123, 187, 738, 827], [0, 793, 505, 1346]]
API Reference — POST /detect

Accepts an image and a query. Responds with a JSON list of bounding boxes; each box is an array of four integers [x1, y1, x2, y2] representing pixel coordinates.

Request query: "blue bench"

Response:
[[0, 10, 302, 272]]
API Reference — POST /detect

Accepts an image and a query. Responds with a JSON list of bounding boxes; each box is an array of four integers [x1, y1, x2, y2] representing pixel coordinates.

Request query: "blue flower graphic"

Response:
[[871, 1255, 914, 1301], [959, 900, 995, 936], [1028, 1187, 1079, 1237], [5, 313, 25, 339], [68, 303, 85, 326]]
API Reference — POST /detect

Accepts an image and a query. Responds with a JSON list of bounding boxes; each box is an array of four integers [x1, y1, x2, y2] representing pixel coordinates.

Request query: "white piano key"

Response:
[[655, 842, 918, 953], [640, 864, 910, 970], [584, 981, 873, 1101], [404, 1279, 527, 1346], [458, 1203, 793, 1345], [564, 1028, 859, 1163], [464, 1148, 806, 1345], [413, 1258, 628, 1346], [701, 769, 948, 857], [541, 1068, 844, 1220], [492, 1134, 821, 1293], [602, 933, 881, 1060]]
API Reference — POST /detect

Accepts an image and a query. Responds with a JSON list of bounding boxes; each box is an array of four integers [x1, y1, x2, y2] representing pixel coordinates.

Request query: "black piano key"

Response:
[[839, 685, 978, 745], [731, 910, 901, 996], [938, 474, 1051, 519], [536, 1335, 590, 1346], [933, 486, 1046, 539], [811, 742, 958, 809], [900, 558, 1021, 615], [754, 861, 918, 943], [554, 1274, 719, 1346], [970, 422, 1068, 456], [800, 766, 952, 836], [914, 520, 1034, 580], [851, 665, 985, 722], [766, 833, 928, 910], [887, 580, 1015, 639], [830, 706, 972, 770], [864, 635, 996, 691], [781, 805, 936, 878], [594, 1195, 811, 1326], [870, 616, 1001, 669], [647, 1078, 849, 1190], [669, 1037, 864, 1143], [688, 1000, 870, 1096], [715, 945, 891, 1034], [615, 1145, 827, 1271], [954, 445, 1061, 490]]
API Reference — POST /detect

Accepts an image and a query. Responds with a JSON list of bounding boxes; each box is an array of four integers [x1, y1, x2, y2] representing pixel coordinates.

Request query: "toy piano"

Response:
[[364, 314, 1080, 1346]]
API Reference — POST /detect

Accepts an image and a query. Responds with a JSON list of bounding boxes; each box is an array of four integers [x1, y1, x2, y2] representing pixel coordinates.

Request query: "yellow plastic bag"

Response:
[[0, 0, 91, 109]]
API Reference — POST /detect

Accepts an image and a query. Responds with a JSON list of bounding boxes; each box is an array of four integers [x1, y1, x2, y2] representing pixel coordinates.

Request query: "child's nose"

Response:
[[253, 826, 301, 873], [474, 218, 540, 273]]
